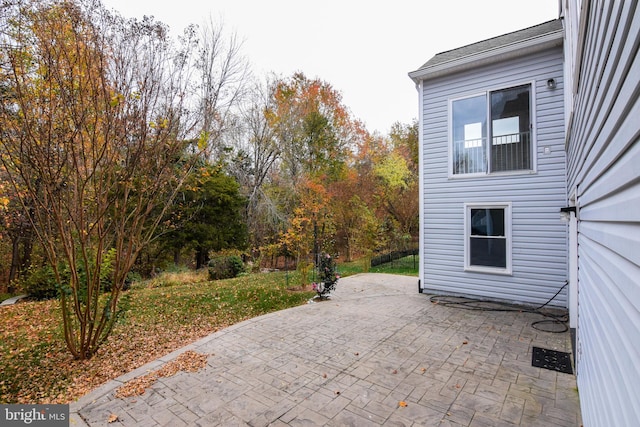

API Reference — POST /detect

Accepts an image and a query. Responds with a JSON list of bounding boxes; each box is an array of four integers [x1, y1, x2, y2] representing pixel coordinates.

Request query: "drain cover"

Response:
[[532, 347, 573, 374]]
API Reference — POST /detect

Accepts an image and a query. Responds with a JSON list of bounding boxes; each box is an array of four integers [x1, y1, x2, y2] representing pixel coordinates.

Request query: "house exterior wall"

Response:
[[420, 46, 567, 306], [564, 1, 640, 425]]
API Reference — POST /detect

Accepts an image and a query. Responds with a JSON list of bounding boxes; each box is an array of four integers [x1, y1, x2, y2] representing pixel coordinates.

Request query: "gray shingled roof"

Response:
[[413, 19, 563, 72]]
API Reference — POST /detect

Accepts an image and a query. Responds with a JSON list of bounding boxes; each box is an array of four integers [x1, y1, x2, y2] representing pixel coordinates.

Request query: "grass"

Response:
[[338, 254, 419, 277], [0, 270, 315, 404], [0, 256, 417, 404]]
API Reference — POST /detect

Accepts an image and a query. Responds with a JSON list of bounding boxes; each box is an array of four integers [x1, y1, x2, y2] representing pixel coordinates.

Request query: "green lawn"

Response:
[[338, 255, 419, 277]]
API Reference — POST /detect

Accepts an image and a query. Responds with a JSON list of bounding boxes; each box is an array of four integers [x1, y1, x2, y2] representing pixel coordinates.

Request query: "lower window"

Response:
[[464, 203, 512, 274]]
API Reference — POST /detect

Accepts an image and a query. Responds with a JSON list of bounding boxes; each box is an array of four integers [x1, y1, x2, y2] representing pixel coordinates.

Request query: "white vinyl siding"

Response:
[[564, 1, 640, 425], [420, 46, 566, 307]]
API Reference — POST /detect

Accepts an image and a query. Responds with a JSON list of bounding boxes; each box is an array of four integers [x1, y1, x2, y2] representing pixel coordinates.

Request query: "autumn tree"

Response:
[[374, 121, 420, 251], [328, 127, 375, 256], [374, 152, 418, 248], [0, 0, 248, 359], [260, 73, 359, 268], [389, 120, 419, 175], [267, 72, 354, 185], [281, 178, 334, 281], [327, 122, 419, 262], [227, 77, 283, 249], [330, 169, 381, 263]]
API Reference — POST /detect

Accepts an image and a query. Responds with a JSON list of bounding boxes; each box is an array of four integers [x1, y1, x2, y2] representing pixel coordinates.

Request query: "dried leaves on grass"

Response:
[[115, 351, 208, 398], [0, 271, 314, 404]]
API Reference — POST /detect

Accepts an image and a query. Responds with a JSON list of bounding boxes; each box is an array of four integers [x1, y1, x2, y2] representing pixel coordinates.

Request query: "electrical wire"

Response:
[[428, 281, 570, 333]]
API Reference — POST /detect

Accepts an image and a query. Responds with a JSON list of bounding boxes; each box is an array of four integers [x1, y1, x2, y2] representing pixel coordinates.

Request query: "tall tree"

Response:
[[162, 164, 248, 269], [228, 77, 283, 249], [374, 152, 419, 248], [281, 178, 334, 269], [262, 73, 360, 266], [0, 0, 219, 359], [195, 16, 250, 160], [388, 120, 419, 174], [374, 122, 420, 250], [267, 72, 353, 185], [331, 130, 387, 259], [331, 169, 382, 262]]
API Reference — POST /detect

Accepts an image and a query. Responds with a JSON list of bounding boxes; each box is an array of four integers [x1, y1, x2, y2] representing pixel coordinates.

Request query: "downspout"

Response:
[[417, 79, 425, 293]]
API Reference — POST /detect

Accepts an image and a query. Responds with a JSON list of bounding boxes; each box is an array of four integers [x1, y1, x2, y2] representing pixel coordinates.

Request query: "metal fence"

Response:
[[370, 248, 419, 267]]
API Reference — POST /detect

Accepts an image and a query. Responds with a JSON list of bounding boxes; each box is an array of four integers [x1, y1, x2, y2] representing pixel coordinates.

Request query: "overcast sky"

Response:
[[100, 0, 560, 135]]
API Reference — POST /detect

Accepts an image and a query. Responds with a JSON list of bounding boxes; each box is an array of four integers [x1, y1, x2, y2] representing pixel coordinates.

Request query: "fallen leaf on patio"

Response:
[[107, 414, 119, 423], [392, 369, 398, 374], [335, 391, 341, 395], [354, 352, 359, 356], [323, 373, 327, 378], [421, 367, 426, 373], [455, 384, 461, 389], [462, 340, 468, 345], [398, 401, 407, 407], [115, 351, 208, 398]]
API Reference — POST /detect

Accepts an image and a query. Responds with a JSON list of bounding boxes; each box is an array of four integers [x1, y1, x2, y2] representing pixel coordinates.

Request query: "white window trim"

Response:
[[464, 202, 513, 275], [448, 81, 537, 179]]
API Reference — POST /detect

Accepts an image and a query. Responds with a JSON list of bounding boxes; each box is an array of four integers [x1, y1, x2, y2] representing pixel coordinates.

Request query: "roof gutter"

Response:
[[408, 29, 564, 83]]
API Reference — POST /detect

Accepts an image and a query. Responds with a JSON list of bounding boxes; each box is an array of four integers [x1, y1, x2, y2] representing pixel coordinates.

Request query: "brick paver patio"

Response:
[[70, 273, 581, 426]]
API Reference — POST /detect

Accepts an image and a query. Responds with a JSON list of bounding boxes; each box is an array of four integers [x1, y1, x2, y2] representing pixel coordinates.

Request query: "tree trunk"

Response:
[[20, 234, 33, 274], [195, 247, 208, 270], [9, 237, 20, 283]]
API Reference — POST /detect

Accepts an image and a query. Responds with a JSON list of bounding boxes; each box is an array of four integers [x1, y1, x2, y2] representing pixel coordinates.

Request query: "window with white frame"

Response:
[[452, 84, 532, 175], [464, 203, 512, 274]]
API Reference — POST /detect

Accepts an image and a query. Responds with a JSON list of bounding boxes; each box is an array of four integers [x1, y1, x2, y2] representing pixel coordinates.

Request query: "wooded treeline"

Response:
[[0, 0, 418, 292], [0, 0, 417, 358]]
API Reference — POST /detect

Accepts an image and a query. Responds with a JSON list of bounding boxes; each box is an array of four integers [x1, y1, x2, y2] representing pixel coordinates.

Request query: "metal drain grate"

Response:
[[531, 347, 573, 374]]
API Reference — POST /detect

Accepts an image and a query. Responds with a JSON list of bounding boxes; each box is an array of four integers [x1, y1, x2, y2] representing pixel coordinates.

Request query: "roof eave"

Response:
[[408, 29, 564, 83]]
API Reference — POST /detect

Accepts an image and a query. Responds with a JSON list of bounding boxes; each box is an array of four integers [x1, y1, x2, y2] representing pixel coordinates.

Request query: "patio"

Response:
[[70, 273, 581, 426]]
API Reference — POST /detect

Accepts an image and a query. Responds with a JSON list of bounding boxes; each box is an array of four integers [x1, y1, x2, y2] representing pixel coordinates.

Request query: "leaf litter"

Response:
[[115, 351, 208, 398], [0, 272, 314, 404]]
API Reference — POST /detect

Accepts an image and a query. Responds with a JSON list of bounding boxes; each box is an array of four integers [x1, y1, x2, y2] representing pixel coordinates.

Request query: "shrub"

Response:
[[17, 253, 138, 299], [125, 271, 142, 286], [208, 255, 244, 280], [312, 253, 340, 298], [17, 265, 59, 300]]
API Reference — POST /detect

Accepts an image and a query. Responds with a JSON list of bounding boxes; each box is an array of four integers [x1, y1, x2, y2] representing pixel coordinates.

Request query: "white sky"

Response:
[[100, 0, 560, 135]]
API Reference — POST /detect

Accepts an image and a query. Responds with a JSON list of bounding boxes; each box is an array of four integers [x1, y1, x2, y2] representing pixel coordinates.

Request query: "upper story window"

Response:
[[451, 84, 532, 175]]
